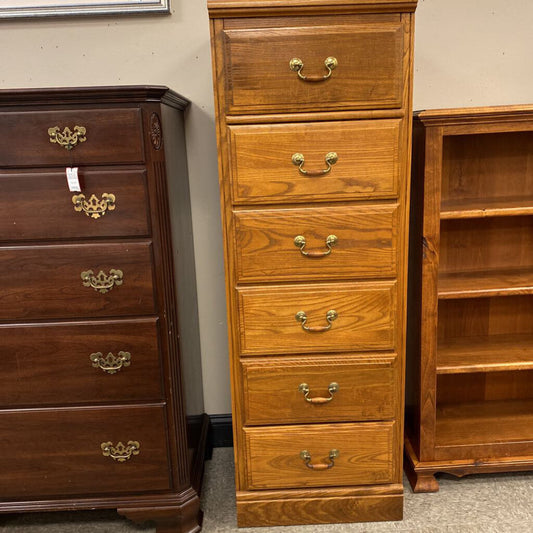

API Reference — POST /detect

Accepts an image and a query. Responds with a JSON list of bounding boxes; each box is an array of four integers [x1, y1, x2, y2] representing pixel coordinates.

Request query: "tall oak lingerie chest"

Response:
[[0, 86, 205, 533], [208, 0, 417, 526]]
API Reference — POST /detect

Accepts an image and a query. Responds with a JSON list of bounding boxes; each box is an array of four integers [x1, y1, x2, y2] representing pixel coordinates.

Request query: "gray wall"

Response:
[[1, 0, 531, 414]]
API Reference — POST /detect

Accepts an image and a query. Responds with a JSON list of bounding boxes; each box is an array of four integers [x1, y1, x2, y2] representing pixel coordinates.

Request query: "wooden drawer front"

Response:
[[238, 282, 396, 356], [0, 405, 171, 498], [230, 119, 401, 204], [234, 204, 398, 283], [242, 354, 397, 425], [0, 108, 144, 168], [0, 242, 156, 320], [0, 169, 150, 241], [222, 17, 404, 114], [244, 422, 396, 490], [0, 319, 162, 407]]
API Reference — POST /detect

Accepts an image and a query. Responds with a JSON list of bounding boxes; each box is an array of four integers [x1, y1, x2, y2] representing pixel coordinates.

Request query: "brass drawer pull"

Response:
[[81, 269, 123, 293], [72, 193, 116, 219], [300, 449, 339, 470], [101, 440, 140, 462], [299, 382, 339, 404], [295, 309, 337, 332], [289, 56, 338, 82], [48, 125, 87, 150], [292, 152, 338, 176], [90, 351, 131, 374], [294, 234, 337, 257]]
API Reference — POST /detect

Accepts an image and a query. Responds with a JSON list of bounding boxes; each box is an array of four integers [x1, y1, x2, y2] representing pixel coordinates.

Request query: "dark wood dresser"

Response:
[[0, 86, 206, 533]]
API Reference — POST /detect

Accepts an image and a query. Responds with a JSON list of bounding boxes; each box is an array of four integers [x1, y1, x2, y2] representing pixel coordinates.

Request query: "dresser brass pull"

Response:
[[72, 193, 116, 219], [101, 441, 140, 462], [48, 125, 87, 150], [81, 269, 123, 293], [295, 309, 337, 332], [289, 56, 338, 81], [300, 449, 339, 470], [298, 382, 339, 404], [294, 234, 337, 257], [292, 152, 338, 176], [90, 351, 131, 374]]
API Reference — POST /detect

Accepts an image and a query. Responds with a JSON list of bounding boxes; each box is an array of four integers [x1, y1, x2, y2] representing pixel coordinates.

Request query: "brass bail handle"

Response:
[[299, 382, 339, 404], [72, 193, 116, 219], [294, 234, 337, 257], [48, 125, 87, 151], [300, 449, 339, 470], [295, 309, 338, 332], [101, 440, 140, 462], [90, 351, 131, 374], [81, 269, 123, 294], [289, 56, 338, 82], [292, 152, 338, 176]]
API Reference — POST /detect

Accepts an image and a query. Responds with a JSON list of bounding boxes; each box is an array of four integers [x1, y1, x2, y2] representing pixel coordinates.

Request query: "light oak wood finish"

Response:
[[406, 105, 533, 492], [209, 0, 416, 525], [0, 87, 205, 533]]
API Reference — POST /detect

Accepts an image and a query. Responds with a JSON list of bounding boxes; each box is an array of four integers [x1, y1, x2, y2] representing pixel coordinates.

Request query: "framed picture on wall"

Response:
[[0, 0, 170, 18]]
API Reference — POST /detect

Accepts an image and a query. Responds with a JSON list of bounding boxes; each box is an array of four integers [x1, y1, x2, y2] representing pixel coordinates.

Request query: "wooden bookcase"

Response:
[[405, 105, 533, 492]]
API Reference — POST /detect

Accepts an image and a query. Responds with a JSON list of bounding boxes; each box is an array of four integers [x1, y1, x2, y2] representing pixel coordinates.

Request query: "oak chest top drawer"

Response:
[[0, 169, 150, 241], [0, 405, 171, 499], [234, 204, 398, 283], [229, 119, 401, 204], [243, 422, 396, 490], [0, 319, 163, 407], [0, 108, 144, 168], [242, 354, 397, 425], [0, 242, 156, 321], [220, 15, 405, 115], [237, 281, 397, 356]]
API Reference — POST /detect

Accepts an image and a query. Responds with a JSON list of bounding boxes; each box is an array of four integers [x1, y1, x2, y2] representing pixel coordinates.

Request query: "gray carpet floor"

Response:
[[1, 447, 531, 532]]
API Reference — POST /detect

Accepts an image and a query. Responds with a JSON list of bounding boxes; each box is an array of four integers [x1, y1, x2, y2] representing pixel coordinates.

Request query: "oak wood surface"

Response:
[[234, 204, 398, 282], [0, 318, 163, 407], [0, 242, 156, 320], [0, 405, 171, 499], [440, 195, 533, 219], [242, 354, 397, 424], [0, 169, 150, 241], [244, 422, 396, 489], [0, 108, 144, 168], [229, 119, 401, 204], [238, 281, 397, 355]]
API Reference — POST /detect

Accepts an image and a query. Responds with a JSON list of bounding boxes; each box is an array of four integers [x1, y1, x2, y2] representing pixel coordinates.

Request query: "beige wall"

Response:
[[1, 1, 531, 414]]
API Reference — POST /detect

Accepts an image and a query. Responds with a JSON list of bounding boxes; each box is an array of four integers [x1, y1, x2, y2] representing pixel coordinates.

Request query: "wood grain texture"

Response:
[[0, 108, 144, 168], [0, 242, 156, 320], [244, 422, 396, 489], [229, 119, 401, 204], [0, 318, 163, 407], [242, 354, 397, 424], [238, 281, 397, 355], [0, 405, 171, 499], [234, 204, 398, 282], [222, 17, 404, 114], [0, 169, 150, 242]]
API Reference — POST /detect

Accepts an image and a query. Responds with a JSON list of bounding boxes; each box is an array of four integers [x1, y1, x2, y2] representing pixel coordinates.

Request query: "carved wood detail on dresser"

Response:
[[0, 86, 205, 533], [208, 0, 417, 526]]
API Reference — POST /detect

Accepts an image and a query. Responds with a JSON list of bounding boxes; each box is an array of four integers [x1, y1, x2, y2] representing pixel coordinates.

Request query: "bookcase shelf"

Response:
[[441, 196, 533, 219]]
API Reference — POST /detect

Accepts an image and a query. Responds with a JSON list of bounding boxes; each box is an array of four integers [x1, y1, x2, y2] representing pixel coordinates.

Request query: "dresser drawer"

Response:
[[242, 354, 397, 425], [237, 281, 396, 356], [229, 119, 401, 204], [244, 422, 396, 490], [0, 242, 156, 320], [0, 169, 150, 241], [234, 204, 398, 283], [0, 108, 144, 168], [221, 15, 404, 115], [0, 405, 171, 498], [0, 318, 162, 407]]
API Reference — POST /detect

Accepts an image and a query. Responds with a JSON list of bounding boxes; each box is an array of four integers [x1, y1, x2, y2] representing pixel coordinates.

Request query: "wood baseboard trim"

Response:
[[208, 414, 233, 448]]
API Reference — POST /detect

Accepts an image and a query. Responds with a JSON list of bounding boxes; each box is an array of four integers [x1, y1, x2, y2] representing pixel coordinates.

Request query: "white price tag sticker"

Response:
[[66, 167, 81, 192]]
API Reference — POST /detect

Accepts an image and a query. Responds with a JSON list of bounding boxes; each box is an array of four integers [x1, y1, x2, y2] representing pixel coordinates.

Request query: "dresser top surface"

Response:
[[414, 104, 533, 126], [0, 85, 190, 110]]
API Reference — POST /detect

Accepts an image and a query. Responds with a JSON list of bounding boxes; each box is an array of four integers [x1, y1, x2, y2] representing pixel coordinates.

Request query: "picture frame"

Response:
[[0, 0, 170, 19]]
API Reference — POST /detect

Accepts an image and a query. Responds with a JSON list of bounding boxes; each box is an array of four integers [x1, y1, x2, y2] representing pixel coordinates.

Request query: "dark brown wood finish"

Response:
[[0, 86, 204, 533], [405, 105, 533, 492]]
